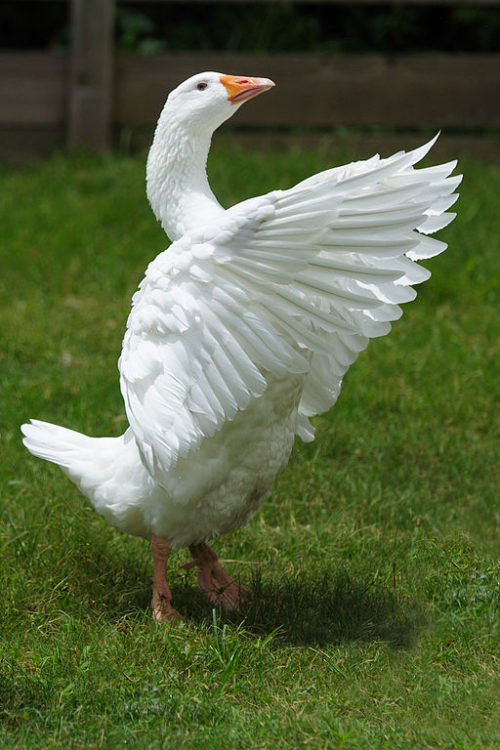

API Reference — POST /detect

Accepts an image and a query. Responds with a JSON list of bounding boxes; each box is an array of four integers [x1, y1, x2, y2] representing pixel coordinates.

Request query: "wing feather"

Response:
[[120, 136, 461, 476]]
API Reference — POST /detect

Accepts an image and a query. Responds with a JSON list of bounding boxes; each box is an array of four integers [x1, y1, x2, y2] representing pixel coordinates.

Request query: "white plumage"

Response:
[[22, 72, 461, 622]]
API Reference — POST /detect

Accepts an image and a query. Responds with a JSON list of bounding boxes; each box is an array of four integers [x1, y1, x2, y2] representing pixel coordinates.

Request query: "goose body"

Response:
[[22, 72, 461, 621]]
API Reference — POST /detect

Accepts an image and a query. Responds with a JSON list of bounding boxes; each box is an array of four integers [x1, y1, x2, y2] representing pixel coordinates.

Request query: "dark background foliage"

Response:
[[0, 2, 499, 54]]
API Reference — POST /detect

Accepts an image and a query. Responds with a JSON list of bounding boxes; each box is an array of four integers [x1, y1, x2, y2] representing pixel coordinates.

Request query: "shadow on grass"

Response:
[[15, 532, 424, 650], [174, 569, 425, 649]]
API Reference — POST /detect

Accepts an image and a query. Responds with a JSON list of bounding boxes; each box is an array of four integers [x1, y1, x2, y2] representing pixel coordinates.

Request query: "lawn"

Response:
[[0, 138, 498, 749]]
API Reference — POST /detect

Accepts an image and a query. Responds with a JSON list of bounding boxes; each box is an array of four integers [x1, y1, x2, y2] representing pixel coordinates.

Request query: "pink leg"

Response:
[[151, 535, 184, 624], [182, 542, 250, 611]]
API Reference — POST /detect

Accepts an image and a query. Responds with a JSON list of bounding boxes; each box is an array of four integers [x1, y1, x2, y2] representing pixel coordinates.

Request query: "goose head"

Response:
[[164, 71, 275, 133], [147, 72, 275, 241]]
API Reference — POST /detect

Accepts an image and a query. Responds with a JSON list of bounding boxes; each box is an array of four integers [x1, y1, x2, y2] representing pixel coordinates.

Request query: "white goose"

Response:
[[22, 72, 461, 623]]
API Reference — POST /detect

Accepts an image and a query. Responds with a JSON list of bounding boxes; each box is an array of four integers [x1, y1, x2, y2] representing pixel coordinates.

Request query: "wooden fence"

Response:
[[1, 0, 500, 160]]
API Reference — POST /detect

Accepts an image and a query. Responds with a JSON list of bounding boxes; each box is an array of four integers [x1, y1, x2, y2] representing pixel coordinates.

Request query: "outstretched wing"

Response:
[[120, 136, 461, 481]]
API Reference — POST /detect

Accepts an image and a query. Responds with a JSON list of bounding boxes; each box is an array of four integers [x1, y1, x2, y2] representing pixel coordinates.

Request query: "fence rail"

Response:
[[2, 0, 500, 159]]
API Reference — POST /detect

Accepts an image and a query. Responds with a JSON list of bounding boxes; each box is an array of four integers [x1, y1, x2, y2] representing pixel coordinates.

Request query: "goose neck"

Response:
[[146, 114, 223, 241]]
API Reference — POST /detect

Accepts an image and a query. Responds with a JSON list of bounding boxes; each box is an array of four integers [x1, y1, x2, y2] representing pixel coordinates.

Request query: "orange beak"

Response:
[[220, 74, 275, 105]]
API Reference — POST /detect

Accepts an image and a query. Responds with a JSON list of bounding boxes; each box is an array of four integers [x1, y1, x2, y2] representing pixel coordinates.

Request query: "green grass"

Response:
[[0, 139, 498, 749]]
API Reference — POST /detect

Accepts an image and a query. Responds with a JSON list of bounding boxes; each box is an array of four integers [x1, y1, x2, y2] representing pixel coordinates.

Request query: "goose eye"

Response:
[[196, 82, 208, 91]]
